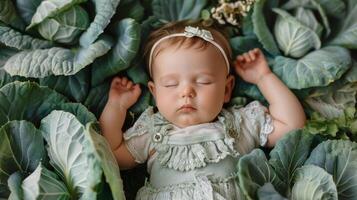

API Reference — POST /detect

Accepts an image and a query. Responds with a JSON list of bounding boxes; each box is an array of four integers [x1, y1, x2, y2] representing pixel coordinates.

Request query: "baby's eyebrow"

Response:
[[158, 74, 178, 82], [196, 72, 215, 78]]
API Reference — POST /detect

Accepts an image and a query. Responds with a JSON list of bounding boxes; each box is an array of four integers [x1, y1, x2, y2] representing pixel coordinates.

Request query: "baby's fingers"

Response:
[[121, 77, 128, 85], [234, 60, 245, 76], [243, 53, 251, 62], [111, 77, 121, 86], [126, 81, 133, 89], [248, 50, 256, 60], [236, 55, 248, 67]]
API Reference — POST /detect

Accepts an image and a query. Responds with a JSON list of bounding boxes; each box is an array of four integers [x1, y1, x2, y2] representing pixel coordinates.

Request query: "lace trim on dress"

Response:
[[136, 173, 239, 200], [218, 107, 242, 140], [242, 101, 274, 146], [154, 137, 239, 171]]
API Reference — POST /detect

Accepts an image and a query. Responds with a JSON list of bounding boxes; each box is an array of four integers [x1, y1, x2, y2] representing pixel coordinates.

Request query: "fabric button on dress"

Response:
[[153, 132, 163, 142]]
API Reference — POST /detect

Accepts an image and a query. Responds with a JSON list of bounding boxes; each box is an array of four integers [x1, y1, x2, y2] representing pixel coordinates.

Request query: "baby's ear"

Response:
[[224, 75, 235, 103], [148, 81, 156, 99]]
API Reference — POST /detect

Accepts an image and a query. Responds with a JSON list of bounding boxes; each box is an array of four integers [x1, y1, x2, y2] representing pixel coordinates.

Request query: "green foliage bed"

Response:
[[0, 0, 356, 199]]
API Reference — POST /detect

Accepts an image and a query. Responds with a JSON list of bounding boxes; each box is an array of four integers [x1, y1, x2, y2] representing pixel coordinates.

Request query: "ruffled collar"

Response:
[[145, 107, 241, 171]]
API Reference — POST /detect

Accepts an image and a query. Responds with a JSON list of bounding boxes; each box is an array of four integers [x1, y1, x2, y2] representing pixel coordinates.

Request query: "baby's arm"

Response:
[[99, 77, 141, 169], [234, 48, 306, 147]]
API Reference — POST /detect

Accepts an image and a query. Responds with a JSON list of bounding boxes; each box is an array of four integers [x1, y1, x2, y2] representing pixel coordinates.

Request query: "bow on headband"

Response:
[[184, 26, 214, 41]]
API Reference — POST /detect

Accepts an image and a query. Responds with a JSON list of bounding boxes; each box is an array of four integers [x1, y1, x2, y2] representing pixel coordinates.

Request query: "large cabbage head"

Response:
[[38, 5, 90, 44]]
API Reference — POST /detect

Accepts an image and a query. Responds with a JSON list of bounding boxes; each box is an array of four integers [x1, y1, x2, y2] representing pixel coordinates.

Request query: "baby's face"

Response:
[[148, 44, 234, 128]]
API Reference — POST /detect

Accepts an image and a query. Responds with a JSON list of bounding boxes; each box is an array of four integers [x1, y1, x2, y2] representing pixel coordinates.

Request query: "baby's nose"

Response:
[[181, 84, 196, 98]]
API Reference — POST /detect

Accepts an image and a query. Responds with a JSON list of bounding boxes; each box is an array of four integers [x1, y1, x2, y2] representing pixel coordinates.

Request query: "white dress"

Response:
[[123, 101, 274, 200]]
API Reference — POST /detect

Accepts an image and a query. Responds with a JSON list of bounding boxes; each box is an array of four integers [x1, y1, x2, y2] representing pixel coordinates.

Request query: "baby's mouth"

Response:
[[178, 104, 196, 112]]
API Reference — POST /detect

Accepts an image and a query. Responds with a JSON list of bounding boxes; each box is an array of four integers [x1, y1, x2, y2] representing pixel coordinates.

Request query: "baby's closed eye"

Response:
[[196, 78, 213, 85], [162, 80, 179, 87]]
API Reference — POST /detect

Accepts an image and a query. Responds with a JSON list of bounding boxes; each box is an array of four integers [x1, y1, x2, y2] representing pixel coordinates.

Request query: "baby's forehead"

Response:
[[151, 47, 228, 78]]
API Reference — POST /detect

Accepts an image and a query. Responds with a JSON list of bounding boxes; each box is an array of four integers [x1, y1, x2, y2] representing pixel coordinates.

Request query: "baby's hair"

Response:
[[143, 20, 233, 78]]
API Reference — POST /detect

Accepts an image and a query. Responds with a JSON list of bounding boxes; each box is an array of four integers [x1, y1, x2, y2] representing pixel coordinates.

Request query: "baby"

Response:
[[99, 21, 306, 199]]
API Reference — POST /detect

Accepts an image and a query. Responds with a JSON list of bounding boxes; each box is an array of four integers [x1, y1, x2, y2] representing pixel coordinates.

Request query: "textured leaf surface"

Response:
[[22, 164, 70, 200], [79, 0, 120, 47], [0, 121, 45, 197], [272, 46, 351, 89], [273, 8, 321, 58], [152, 0, 207, 22], [40, 111, 101, 199], [4, 37, 112, 78], [27, 0, 87, 30], [0, 23, 53, 50], [305, 140, 357, 199], [252, 0, 280, 55], [291, 165, 338, 200], [91, 18, 140, 86]]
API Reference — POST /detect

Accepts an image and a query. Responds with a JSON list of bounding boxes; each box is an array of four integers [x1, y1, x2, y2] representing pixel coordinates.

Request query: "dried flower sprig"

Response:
[[211, 0, 256, 26]]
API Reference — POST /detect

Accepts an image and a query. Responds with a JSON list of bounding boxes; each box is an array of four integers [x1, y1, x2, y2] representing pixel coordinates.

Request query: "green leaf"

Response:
[[281, 0, 332, 36], [273, 8, 321, 58], [304, 81, 357, 119], [345, 60, 357, 82], [91, 18, 141, 86], [305, 140, 357, 199], [22, 163, 71, 199], [0, 23, 53, 50], [0, 81, 62, 126], [0, 46, 18, 67], [84, 80, 110, 118], [38, 5, 90, 44], [4, 36, 113, 78], [26, 0, 87, 30], [15, 0, 42, 25], [311, 0, 331, 38], [272, 46, 351, 89], [314, 0, 346, 18], [140, 16, 164, 42], [282, 0, 346, 17], [116, 0, 145, 22], [152, 0, 207, 22], [304, 62, 357, 119], [0, 0, 25, 30], [233, 77, 265, 102], [39, 67, 91, 102], [7, 172, 23, 200], [241, 9, 254, 36], [230, 35, 264, 56], [328, 0, 357, 49], [294, 7, 323, 37], [0, 121, 45, 196], [282, 0, 346, 18], [238, 149, 286, 200], [0, 81, 95, 127], [126, 57, 150, 86], [291, 165, 338, 200], [252, 0, 280, 56], [0, 47, 27, 89], [86, 123, 126, 200], [40, 110, 101, 199], [79, 0, 121, 47], [55, 102, 97, 125], [257, 183, 288, 200], [269, 130, 315, 189]]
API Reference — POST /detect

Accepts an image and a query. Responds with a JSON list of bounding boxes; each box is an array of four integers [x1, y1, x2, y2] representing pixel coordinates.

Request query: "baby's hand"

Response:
[[234, 48, 272, 85], [108, 77, 141, 110]]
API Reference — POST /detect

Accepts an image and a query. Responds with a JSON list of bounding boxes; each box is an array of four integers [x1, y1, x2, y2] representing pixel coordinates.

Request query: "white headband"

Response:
[[148, 26, 230, 77]]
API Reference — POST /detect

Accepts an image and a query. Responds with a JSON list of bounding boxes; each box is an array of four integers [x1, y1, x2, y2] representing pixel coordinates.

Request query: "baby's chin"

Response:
[[171, 117, 214, 128]]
